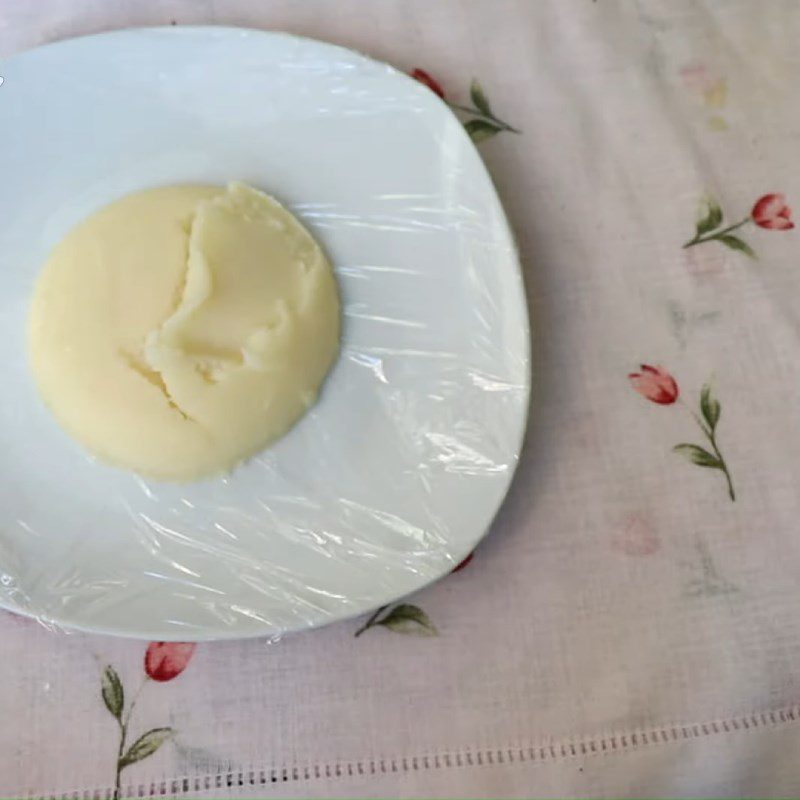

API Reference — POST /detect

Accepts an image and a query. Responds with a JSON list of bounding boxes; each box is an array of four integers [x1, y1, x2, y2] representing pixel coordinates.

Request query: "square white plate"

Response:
[[0, 27, 530, 640]]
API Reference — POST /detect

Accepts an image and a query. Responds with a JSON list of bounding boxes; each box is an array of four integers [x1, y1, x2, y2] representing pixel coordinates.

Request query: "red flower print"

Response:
[[145, 642, 196, 682], [751, 193, 794, 230], [628, 365, 679, 405], [612, 514, 660, 557], [103, 643, 197, 798], [452, 552, 474, 573], [410, 68, 445, 99], [684, 193, 794, 257], [628, 369, 735, 501]]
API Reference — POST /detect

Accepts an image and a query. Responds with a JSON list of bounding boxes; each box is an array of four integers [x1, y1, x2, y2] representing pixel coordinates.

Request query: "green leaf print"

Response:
[[696, 199, 723, 236], [464, 118, 504, 142], [355, 602, 438, 637], [700, 384, 721, 431], [469, 79, 493, 117], [410, 69, 520, 142], [717, 234, 756, 258], [101, 665, 124, 720], [378, 604, 438, 636], [673, 443, 722, 469], [119, 728, 173, 768]]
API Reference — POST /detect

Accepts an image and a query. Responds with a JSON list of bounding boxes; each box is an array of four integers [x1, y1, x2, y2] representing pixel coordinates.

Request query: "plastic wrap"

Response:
[[0, 27, 530, 639]]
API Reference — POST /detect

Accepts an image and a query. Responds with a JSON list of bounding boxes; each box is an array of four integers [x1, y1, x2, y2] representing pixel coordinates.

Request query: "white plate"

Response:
[[0, 27, 530, 640]]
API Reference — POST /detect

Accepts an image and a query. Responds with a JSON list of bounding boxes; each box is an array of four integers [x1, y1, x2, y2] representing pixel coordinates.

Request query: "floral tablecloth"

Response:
[[5, 1, 800, 797]]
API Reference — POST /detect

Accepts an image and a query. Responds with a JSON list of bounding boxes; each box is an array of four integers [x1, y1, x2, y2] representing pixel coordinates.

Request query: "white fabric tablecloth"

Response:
[[4, 1, 800, 796]]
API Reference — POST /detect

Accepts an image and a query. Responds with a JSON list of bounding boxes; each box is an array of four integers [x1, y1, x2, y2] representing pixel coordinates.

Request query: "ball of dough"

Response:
[[29, 182, 341, 481]]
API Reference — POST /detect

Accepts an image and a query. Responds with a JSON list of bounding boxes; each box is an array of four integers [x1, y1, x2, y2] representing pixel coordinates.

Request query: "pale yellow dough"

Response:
[[29, 182, 340, 480]]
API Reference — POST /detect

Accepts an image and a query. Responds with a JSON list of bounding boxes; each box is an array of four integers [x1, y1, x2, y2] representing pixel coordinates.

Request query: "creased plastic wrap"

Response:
[[0, 27, 530, 639]]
